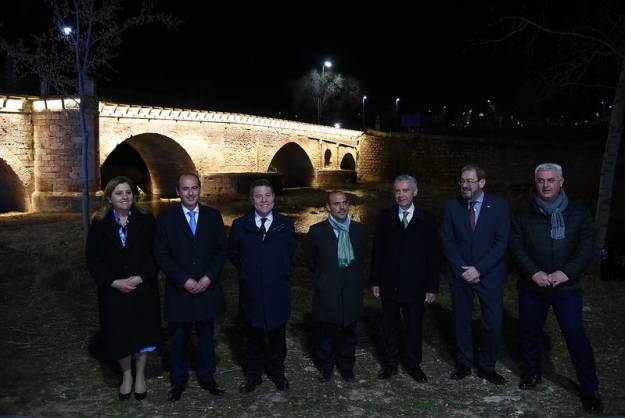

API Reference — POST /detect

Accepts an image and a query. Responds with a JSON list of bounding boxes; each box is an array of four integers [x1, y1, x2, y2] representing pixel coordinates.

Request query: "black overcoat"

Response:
[[228, 211, 296, 329], [154, 204, 227, 322], [370, 205, 440, 303], [306, 219, 367, 326], [85, 209, 162, 360]]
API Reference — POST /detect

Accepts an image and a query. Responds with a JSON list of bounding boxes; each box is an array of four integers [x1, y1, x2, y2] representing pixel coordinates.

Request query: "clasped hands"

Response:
[[111, 275, 143, 293], [531, 270, 569, 287], [184, 276, 212, 294], [461, 266, 480, 283]]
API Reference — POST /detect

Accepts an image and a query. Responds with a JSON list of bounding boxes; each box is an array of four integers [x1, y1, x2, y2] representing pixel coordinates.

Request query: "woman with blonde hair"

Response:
[[86, 176, 161, 400]]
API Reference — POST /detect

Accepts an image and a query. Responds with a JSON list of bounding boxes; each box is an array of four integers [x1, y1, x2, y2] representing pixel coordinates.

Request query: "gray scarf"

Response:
[[534, 190, 568, 240]]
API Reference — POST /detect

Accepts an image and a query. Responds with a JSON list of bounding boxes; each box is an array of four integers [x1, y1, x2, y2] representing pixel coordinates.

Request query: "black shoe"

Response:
[[134, 391, 147, 401], [239, 378, 261, 394], [319, 371, 332, 382], [340, 371, 355, 382], [199, 380, 225, 395], [273, 377, 289, 391], [406, 366, 428, 383], [377, 368, 398, 380], [450, 365, 472, 381], [518, 374, 542, 390], [118, 391, 132, 401], [581, 391, 604, 413], [477, 369, 506, 385], [168, 384, 185, 402]]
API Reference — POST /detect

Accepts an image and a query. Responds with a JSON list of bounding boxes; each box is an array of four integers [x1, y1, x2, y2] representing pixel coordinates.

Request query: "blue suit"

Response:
[[441, 193, 510, 371]]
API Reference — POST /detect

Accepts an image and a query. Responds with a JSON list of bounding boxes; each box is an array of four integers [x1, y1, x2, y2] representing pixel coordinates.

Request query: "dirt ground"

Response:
[[1, 187, 624, 417]]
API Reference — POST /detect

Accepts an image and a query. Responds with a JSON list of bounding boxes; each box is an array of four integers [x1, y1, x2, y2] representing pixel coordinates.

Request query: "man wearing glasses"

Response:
[[442, 164, 510, 385], [510, 163, 602, 413]]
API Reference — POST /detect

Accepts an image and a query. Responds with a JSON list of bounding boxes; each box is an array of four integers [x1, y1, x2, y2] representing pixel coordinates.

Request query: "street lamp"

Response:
[[362, 95, 367, 129], [62, 26, 72, 36], [395, 97, 400, 113], [322, 60, 332, 77]]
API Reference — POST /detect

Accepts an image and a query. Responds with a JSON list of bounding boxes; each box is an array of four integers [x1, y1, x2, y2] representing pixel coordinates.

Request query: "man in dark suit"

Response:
[[155, 173, 227, 401], [306, 191, 367, 383], [441, 164, 510, 385], [370, 174, 439, 382], [229, 179, 296, 394]]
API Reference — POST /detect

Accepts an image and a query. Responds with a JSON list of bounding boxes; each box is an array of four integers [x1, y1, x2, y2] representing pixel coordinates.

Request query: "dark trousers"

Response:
[[450, 281, 503, 371], [382, 299, 424, 371], [318, 321, 358, 375], [244, 322, 287, 383], [519, 289, 599, 394], [169, 320, 216, 385]]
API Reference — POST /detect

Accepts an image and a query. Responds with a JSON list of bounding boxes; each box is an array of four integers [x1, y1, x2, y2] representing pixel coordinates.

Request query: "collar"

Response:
[[398, 203, 415, 216], [182, 204, 199, 216], [255, 211, 273, 222]]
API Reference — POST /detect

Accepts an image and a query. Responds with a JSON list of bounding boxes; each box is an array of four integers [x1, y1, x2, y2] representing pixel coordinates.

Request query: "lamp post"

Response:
[[395, 97, 400, 113], [318, 60, 333, 123], [362, 95, 367, 129], [322, 60, 332, 77]]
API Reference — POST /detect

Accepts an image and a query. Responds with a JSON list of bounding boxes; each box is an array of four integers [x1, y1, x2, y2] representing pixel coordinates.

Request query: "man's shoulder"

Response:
[[272, 211, 294, 227], [157, 206, 181, 222], [483, 192, 507, 207], [199, 204, 221, 215]]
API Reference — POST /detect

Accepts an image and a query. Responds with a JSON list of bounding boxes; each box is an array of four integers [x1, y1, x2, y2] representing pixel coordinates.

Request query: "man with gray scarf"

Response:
[[510, 163, 602, 413]]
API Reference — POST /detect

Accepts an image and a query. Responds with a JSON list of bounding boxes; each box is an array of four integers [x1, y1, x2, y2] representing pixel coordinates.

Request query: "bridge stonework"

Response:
[[0, 96, 361, 212]]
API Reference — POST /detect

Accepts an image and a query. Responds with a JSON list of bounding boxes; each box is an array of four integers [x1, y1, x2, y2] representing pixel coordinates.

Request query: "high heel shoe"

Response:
[[134, 391, 147, 401], [118, 391, 132, 401]]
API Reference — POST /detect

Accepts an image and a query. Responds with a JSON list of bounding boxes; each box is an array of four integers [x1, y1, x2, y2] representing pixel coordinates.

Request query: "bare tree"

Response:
[[291, 68, 363, 125], [494, 4, 625, 268], [1, 0, 177, 237]]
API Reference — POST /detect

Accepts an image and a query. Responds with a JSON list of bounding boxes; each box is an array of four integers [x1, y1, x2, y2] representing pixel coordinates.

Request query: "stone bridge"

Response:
[[0, 96, 361, 212]]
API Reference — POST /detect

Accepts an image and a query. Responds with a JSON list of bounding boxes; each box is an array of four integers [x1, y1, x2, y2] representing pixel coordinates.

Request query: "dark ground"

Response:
[[1, 185, 624, 417]]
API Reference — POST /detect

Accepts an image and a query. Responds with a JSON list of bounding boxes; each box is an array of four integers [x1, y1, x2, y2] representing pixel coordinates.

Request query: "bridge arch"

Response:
[[100, 133, 197, 197], [268, 142, 314, 187], [340, 152, 356, 170], [0, 157, 28, 212]]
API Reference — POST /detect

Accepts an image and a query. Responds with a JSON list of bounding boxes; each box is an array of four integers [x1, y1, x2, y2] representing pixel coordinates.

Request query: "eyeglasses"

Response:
[[458, 179, 479, 185], [535, 178, 561, 185]]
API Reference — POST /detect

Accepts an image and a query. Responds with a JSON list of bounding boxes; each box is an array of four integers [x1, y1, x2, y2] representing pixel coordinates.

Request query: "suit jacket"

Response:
[[441, 193, 510, 289], [85, 209, 161, 359], [306, 219, 367, 326], [155, 204, 227, 322], [370, 205, 440, 303], [229, 210, 296, 329]]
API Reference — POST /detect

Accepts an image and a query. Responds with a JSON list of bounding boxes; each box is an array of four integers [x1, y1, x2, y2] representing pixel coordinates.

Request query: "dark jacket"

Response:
[[370, 205, 440, 303], [510, 199, 595, 293], [155, 204, 227, 322], [441, 193, 510, 289], [229, 211, 296, 329], [306, 219, 367, 326], [85, 209, 162, 360]]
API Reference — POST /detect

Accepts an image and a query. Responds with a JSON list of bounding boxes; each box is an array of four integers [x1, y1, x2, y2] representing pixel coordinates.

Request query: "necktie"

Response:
[[401, 211, 409, 229], [260, 217, 267, 240], [189, 211, 196, 235], [469, 201, 476, 232]]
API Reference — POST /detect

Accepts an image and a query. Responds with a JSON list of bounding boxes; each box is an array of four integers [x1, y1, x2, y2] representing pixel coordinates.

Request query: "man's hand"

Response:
[[531, 271, 551, 287], [371, 286, 380, 298], [461, 266, 481, 283], [127, 276, 143, 287], [195, 276, 212, 293], [111, 278, 137, 293], [425, 293, 436, 303], [548, 270, 569, 287], [184, 278, 199, 293]]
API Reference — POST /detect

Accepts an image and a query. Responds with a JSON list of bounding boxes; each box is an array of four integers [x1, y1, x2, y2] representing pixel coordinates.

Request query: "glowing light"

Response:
[[62, 26, 72, 35]]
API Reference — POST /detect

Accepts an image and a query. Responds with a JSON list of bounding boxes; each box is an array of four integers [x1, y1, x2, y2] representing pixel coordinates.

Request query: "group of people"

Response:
[[85, 162, 603, 413]]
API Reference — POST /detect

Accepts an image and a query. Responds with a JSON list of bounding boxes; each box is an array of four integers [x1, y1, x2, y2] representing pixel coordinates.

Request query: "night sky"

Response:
[[1, 0, 610, 126]]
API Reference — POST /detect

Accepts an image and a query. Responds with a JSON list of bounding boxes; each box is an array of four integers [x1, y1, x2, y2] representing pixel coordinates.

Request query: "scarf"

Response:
[[328, 214, 354, 268], [534, 190, 568, 240]]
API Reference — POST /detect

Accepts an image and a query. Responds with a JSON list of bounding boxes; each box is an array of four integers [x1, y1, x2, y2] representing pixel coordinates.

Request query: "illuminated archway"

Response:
[[101, 133, 197, 197], [340, 153, 356, 170], [268, 142, 314, 187], [0, 158, 27, 212]]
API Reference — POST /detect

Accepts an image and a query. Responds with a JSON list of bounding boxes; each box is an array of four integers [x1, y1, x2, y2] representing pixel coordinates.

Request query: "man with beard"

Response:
[[306, 191, 367, 382], [441, 164, 510, 385]]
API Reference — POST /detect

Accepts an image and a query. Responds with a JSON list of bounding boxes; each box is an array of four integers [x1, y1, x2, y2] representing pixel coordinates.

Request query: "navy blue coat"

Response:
[[229, 211, 296, 329], [155, 204, 227, 322], [441, 193, 510, 289]]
